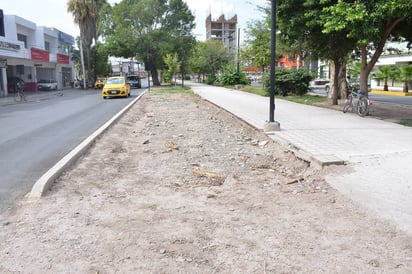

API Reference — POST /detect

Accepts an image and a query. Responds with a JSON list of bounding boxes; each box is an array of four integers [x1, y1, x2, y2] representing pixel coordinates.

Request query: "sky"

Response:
[[1, 0, 267, 42]]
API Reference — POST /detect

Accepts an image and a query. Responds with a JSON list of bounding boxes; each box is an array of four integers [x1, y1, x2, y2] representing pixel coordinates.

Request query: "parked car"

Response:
[[7, 76, 25, 93], [102, 76, 130, 99], [37, 79, 58, 91], [94, 78, 106, 89], [127, 75, 141, 89]]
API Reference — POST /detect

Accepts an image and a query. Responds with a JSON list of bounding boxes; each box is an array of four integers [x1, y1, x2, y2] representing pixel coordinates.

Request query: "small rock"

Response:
[[143, 139, 150, 144], [160, 249, 166, 254], [368, 259, 380, 267], [176, 256, 185, 262]]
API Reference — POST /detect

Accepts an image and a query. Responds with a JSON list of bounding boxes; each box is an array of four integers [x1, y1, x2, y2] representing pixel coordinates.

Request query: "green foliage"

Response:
[[152, 86, 192, 94], [93, 42, 112, 77], [67, 0, 108, 84], [397, 65, 412, 92], [263, 68, 313, 96], [101, 0, 195, 86], [163, 53, 180, 84], [162, 73, 171, 83], [399, 119, 412, 127], [219, 66, 249, 86], [189, 40, 231, 85], [239, 85, 268, 97], [282, 94, 328, 104], [243, 19, 271, 71], [373, 66, 398, 90]]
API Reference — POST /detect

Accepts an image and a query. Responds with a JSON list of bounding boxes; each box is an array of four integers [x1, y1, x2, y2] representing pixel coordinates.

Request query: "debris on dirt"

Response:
[[0, 91, 411, 273]]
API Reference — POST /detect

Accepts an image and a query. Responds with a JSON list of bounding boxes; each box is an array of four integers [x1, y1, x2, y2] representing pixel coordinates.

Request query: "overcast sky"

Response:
[[1, 0, 267, 41]]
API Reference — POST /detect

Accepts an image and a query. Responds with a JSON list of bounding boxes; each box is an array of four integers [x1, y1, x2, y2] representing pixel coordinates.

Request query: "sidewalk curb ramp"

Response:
[[29, 91, 146, 198]]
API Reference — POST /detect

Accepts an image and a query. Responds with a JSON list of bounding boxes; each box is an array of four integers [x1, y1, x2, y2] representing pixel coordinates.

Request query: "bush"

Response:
[[163, 73, 171, 83], [263, 68, 313, 96], [220, 67, 249, 86]]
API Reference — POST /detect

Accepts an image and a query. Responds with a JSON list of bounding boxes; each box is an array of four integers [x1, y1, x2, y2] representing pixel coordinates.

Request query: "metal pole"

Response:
[[181, 54, 184, 88], [269, 0, 276, 122], [79, 38, 86, 89], [181, 40, 184, 88], [147, 29, 150, 92], [237, 28, 240, 74]]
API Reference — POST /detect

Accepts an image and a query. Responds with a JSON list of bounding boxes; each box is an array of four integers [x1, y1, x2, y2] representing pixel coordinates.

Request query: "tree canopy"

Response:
[[101, 0, 196, 86], [67, 0, 108, 85], [320, 0, 412, 93], [189, 40, 231, 84], [273, 0, 412, 103]]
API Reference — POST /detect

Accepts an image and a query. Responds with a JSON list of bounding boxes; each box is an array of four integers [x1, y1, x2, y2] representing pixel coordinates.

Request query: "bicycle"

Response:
[[343, 82, 371, 117], [14, 83, 26, 102]]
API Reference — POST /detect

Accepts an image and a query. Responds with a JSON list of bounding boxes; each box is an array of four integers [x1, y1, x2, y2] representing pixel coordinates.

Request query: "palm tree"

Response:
[[67, 0, 107, 87], [398, 65, 412, 93], [373, 66, 397, 91]]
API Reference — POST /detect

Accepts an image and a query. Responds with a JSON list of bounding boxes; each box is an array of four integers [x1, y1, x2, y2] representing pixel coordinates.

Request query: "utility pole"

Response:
[[264, 0, 280, 131], [237, 28, 240, 74]]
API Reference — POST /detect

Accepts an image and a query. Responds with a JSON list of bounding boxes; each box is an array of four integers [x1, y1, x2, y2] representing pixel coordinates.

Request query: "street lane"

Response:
[[0, 88, 143, 211], [311, 86, 412, 106]]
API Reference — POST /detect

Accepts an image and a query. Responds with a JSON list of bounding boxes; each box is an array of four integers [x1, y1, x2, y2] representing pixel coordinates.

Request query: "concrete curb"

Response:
[[29, 91, 146, 198]]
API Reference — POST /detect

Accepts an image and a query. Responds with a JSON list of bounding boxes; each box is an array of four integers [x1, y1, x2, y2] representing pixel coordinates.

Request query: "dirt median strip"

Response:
[[1, 91, 411, 273]]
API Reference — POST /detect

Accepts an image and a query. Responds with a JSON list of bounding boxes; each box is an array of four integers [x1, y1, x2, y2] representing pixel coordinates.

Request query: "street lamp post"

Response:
[[147, 28, 151, 92], [264, 0, 280, 131], [237, 28, 240, 75]]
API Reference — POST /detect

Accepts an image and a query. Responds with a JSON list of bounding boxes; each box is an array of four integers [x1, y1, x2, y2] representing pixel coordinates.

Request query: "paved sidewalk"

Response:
[[0, 88, 86, 107], [189, 82, 412, 234]]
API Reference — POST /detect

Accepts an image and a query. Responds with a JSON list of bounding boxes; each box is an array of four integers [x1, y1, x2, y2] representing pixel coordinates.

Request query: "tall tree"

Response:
[[102, 0, 195, 86], [67, 0, 107, 87], [163, 53, 180, 85], [277, 0, 357, 105], [243, 19, 271, 75], [321, 0, 412, 94], [398, 65, 412, 93], [189, 40, 231, 84]]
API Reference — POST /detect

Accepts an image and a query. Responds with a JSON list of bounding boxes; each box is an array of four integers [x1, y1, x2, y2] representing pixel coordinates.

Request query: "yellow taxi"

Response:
[[102, 76, 130, 99], [94, 78, 106, 89]]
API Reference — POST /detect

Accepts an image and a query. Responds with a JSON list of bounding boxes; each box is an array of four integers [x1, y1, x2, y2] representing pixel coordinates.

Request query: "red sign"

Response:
[[31, 48, 49, 62], [57, 53, 70, 64]]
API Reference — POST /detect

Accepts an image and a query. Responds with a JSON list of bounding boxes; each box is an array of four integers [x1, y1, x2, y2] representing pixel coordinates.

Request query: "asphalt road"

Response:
[[311, 87, 412, 106], [0, 88, 143, 211]]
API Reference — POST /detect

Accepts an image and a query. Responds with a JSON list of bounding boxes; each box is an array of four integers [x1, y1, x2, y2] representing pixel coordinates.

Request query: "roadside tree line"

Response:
[[67, 0, 412, 103]]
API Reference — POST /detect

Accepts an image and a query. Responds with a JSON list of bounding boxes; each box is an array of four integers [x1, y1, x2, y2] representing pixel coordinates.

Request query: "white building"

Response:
[[370, 42, 412, 92], [0, 9, 74, 96]]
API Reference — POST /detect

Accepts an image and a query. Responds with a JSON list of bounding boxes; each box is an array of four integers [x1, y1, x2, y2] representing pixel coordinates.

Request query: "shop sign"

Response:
[[31, 47, 49, 62], [0, 41, 20, 51], [57, 53, 69, 64]]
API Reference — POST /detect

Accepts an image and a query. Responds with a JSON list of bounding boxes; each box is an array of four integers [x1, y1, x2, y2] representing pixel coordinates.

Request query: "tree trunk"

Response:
[[86, 48, 91, 89], [151, 66, 160, 86], [404, 81, 409, 93], [329, 61, 347, 105]]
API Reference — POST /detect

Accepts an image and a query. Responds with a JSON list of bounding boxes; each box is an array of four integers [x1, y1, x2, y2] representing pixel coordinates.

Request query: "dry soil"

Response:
[[1, 90, 412, 273]]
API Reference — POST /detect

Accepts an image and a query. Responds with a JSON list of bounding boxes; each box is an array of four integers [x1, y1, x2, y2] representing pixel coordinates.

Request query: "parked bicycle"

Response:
[[14, 81, 26, 102], [343, 81, 371, 117]]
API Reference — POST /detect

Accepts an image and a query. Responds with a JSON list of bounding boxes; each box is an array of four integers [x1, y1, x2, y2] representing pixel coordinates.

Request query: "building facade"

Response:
[[0, 9, 74, 96], [205, 14, 238, 56]]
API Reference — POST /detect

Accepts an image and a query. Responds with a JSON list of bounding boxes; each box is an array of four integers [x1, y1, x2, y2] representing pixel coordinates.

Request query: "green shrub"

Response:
[[220, 67, 249, 86], [263, 68, 313, 96], [163, 73, 171, 83]]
